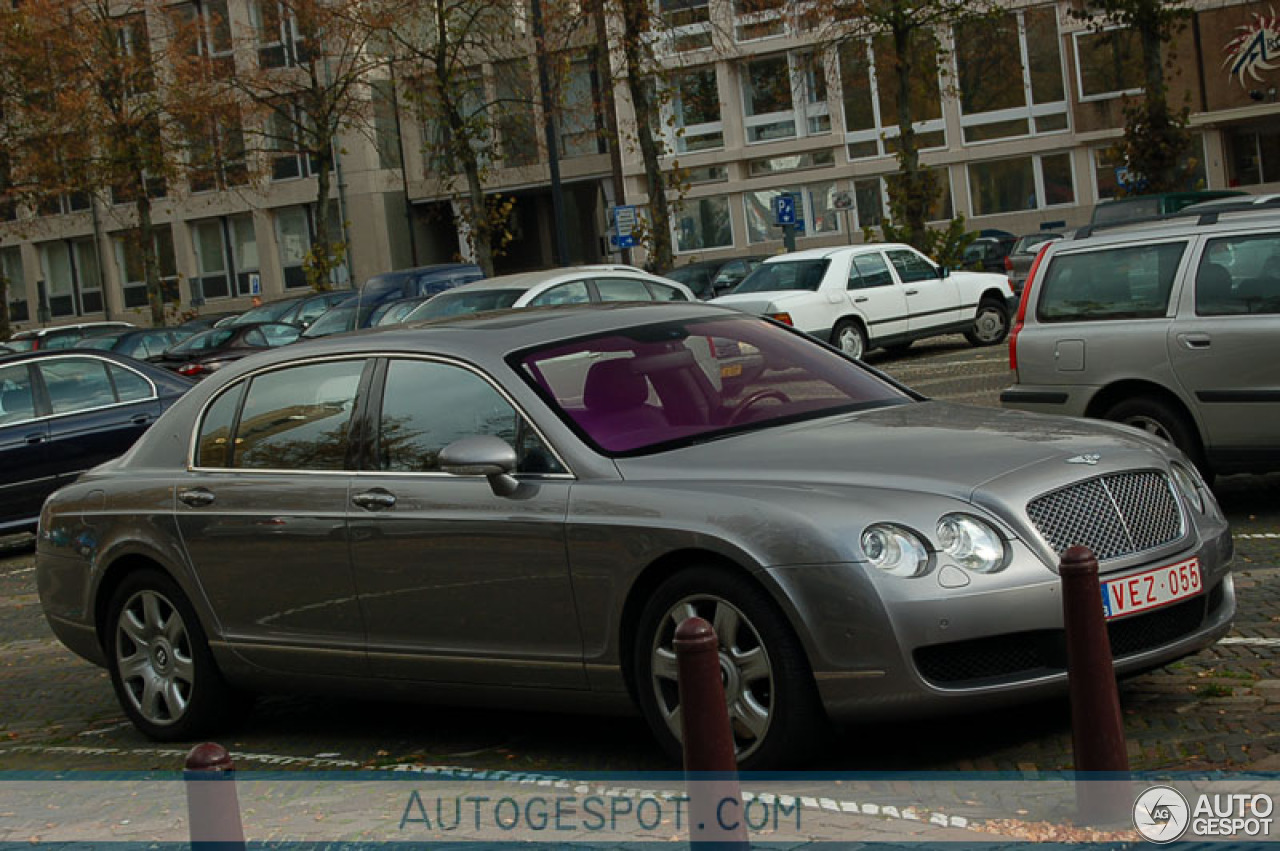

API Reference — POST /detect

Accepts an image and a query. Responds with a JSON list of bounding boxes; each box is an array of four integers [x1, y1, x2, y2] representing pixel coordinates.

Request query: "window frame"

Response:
[[1072, 25, 1144, 103], [22, 355, 158, 423], [966, 151, 1077, 216]]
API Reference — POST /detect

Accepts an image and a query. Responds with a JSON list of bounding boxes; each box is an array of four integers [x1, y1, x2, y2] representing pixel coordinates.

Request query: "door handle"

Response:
[[178, 487, 216, 507], [854, 296, 869, 303], [131, 414, 152, 425], [1178, 333, 1212, 350], [905, 289, 919, 296], [25, 433, 46, 445], [352, 489, 397, 511]]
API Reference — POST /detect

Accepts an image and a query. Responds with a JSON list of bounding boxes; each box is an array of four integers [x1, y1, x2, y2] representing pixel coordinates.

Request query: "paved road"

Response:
[[2, 335, 1279, 776]]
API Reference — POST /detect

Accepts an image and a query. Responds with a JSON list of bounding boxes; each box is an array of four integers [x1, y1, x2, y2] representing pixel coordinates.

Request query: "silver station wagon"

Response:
[[36, 303, 1234, 768], [1002, 203, 1280, 479]]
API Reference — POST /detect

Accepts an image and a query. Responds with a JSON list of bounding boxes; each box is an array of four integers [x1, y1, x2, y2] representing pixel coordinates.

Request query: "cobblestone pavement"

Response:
[[2, 335, 1279, 779]]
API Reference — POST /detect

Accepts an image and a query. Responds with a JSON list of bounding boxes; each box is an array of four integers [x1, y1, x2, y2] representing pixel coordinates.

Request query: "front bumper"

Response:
[[768, 525, 1235, 723]]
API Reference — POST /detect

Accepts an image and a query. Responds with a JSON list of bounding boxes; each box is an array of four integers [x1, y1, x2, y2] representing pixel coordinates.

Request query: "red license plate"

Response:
[[1100, 557, 1202, 619]]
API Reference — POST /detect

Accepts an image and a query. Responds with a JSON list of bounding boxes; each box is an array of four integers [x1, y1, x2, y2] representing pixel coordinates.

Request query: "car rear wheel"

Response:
[[1103, 396, 1211, 479], [633, 566, 823, 770], [964, 298, 1010, 347], [832, 320, 867, 360], [106, 569, 247, 741]]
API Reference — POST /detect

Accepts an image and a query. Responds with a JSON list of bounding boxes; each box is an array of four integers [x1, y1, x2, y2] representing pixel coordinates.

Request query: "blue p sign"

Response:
[[773, 194, 797, 226]]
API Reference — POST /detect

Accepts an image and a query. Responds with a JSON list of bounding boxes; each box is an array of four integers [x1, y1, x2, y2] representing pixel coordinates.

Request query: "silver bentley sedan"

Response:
[[35, 302, 1234, 768]]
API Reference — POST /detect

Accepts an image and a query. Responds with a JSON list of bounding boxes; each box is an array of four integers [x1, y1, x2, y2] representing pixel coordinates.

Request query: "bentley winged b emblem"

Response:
[[1066, 453, 1102, 465]]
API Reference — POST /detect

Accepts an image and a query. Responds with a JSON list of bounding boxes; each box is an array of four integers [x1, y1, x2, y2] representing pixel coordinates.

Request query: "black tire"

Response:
[[633, 566, 825, 770], [831, 319, 868, 360], [105, 569, 248, 741], [1103, 395, 1212, 480], [964, 298, 1010, 347]]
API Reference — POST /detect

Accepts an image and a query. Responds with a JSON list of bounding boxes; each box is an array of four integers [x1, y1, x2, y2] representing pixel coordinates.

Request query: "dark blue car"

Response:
[[0, 350, 193, 532], [354, 263, 484, 327]]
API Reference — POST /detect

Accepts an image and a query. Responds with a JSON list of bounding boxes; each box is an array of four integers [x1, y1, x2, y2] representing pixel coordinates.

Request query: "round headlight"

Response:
[[1170, 463, 1204, 513], [937, 514, 1008, 574], [861, 524, 930, 578]]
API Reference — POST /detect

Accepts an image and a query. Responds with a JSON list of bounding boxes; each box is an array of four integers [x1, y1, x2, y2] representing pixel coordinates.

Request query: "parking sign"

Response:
[[773, 194, 797, 226]]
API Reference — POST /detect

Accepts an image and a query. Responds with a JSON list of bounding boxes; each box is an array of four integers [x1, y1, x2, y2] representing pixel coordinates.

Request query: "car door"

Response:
[[34, 356, 163, 491], [1169, 232, 1280, 462], [844, 252, 909, 345], [174, 358, 371, 675], [525, 280, 592, 307], [0, 363, 50, 528], [886, 247, 961, 333], [348, 356, 583, 688]]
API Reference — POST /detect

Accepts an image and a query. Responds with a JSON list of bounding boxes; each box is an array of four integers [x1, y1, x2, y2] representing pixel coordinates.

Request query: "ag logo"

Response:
[[1134, 786, 1190, 843]]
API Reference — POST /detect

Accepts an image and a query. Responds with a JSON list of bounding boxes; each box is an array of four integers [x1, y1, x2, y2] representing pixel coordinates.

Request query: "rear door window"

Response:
[[848, 253, 894, 289], [594, 278, 654, 302], [233, 360, 366, 470], [1196, 234, 1280, 316], [1037, 242, 1187, 321]]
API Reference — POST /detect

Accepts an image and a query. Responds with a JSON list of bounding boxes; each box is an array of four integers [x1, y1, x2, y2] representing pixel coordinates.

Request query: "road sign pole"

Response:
[[783, 223, 796, 253]]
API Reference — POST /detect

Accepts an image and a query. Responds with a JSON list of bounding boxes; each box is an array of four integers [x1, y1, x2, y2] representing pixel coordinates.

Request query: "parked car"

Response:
[[224, 296, 308, 326], [369, 295, 432, 327], [1006, 233, 1066, 295], [277, 291, 357, 329], [179, 312, 243, 332], [35, 303, 1233, 768], [356, 263, 485, 319], [667, 256, 768, 299], [711, 244, 1015, 359], [1001, 205, 1280, 478], [7, 321, 135, 352], [148, 322, 301, 379], [76, 328, 195, 360], [962, 235, 1017, 274], [403, 265, 694, 322], [1090, 190, 1246, 226], [1, 350, 191, 532], [295, 296, 361, 340]]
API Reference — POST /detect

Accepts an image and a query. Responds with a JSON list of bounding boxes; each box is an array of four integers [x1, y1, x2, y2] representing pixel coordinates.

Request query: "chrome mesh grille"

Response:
[[1027, 471, 1183, 562]]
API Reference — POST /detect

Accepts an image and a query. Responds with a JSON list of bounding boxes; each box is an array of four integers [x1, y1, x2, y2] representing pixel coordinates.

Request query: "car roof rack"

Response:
[[1073, 195, 1280, 239]]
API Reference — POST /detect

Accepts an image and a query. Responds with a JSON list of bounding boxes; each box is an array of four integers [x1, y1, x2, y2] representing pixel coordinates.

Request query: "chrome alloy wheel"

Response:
[[1121, 414, 1174, 443], [649, 594, 774, 762], [115, 589, 195, 726], [836, 325, 864, 359]]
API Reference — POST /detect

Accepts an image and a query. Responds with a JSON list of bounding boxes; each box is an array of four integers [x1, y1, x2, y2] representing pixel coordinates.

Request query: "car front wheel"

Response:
[[633, 566, 823, 770], [832, 320, 867, 360], [106, 569, 246, 740]]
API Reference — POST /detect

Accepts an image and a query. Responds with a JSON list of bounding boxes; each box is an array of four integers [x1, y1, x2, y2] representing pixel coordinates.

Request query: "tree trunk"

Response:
[[0, 276, 10, 340], [311, 142, 335, 290], [137, 188, 165, 328], [462, 155, 495, 276], [619, 0, 671, 274], [891, 21, 930, 251]]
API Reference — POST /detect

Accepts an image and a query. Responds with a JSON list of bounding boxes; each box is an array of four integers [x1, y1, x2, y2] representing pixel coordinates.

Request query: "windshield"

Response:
[[731, 260, 829, 294], [302, 305, 356, 338], [230, 300, 298, 325], [407, 289, 524, 321], [515, 315, 911, 455], [170, 328, 235, 353], [76, 334, 123, 351]]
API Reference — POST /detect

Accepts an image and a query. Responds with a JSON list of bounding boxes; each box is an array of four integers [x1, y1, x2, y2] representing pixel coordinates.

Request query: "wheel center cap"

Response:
[[718, 653, 740, 697], [152, 641, 171, 672]]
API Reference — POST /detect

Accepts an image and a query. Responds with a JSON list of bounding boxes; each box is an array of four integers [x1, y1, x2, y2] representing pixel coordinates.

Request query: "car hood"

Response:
[[614, 401, 1172, 502]]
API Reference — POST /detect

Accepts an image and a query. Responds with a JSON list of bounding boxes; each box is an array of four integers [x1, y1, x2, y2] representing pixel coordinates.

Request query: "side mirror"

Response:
[[938, 266, 951, 279], [439, 435, 520, 497]]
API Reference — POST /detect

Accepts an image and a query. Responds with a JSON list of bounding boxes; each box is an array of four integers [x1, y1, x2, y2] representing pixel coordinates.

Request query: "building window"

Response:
[[747, 150, 834, 177], [968, 153, 1075, 216], [955, 7, 1067, 144], [418, 70, 487, 175], [684, 165, 728, 183], [267, 101, 320, 181], [1226, 125, 1280, 187], [853, 169, 954, 229], [190, 214, 259, 301], [250, 0, 308, 69], [495, 60, 538, 168], [171, 0, 234, 77], [658, 0, 711, 52], [557, 52, 607, 158], [744, 183, 840, 243], [741, 51, 829, 144], [1091, 135, 1207, 200], [2, 247, 26, 322], [275, 206, 312, 289], [0, 152, 14, 222], [41, 237, 103, 317], [188, 114, 248, 192], [114, 228, 179, 309], [673, 195, 732, 252], [370, 79, 403, 170], [1074, 27, 1143, 100], [114, 12, 154, 95], [732, 0, 797, 42], [839, 35, 944, 160], [663, 67, 723, 153]]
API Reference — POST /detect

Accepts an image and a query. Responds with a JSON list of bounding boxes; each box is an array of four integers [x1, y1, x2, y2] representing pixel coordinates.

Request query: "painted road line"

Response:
[[1235, 533, 1280, 540], [1, 744, 362, 768], [1219, 637, 1280, 647], [0, 566, 35, 577]]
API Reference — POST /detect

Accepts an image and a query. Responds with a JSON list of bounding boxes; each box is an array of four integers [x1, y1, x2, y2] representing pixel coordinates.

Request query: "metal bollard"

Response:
[[675, 616, 749, 849], [184, 742, 246, 850], [1060, 545, 1130, 825]]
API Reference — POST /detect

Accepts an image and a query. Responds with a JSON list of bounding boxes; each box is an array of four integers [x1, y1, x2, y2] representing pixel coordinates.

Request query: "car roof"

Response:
[[438, 265, 675, 294], [760, 243, 913, 263], [11, 321, 134, 339]]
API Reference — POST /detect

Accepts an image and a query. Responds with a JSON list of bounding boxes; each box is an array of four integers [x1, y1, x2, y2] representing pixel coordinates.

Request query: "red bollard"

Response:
[[184, 742, 246, 850], [675, 616, 750, 849], [1060, 545, 1131, 825]]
